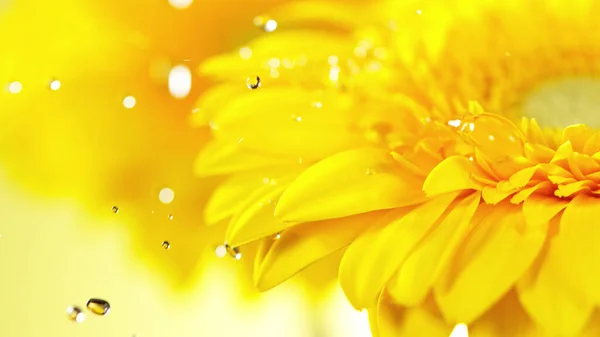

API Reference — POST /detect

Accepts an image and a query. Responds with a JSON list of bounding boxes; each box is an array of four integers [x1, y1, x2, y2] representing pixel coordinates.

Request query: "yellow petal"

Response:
[[388, 192, 480, 306], [434, 204, 547, 324], [194, 140, 299, 177], [275, 147, 427, 222], [211, 88, 362, 159], [423, 155, 484, 197], [517, 216, 594, 335], [562, 124, 593, 152], [225, 177, 297, 247], [339, 192, 459, 309], [377, 292, 449, 337], [204, 168, 298, 225], [254, 211, 384, 291], [481, 186, 512, 204], [509, 181, 553, 205], [559, 195, 600, 303], [191, 84, 246, 127]]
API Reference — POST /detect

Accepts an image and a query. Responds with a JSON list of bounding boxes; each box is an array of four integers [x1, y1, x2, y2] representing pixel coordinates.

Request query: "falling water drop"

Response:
[[66, 306, 85, 323], [246, 76, 261, 90], [224, 244, 241, 260], [162, 241, 171, 249], [111, 206, 119, 214], [168, 214, 174, 220], [274, 232, 281, 240], [86, 299, 111, 316]]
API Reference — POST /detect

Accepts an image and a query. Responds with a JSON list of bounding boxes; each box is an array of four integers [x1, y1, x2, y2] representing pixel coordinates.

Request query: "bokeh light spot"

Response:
[[168, 0, 192, 9], [168, 65, 192, 99], [8, 81, 22, 94], [123, 96, 136, 109], [158, 187, 175, 204]]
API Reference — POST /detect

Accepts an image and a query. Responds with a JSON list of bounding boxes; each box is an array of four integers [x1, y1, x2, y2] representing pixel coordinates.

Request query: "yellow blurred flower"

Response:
[[195, 0, 600, 336]]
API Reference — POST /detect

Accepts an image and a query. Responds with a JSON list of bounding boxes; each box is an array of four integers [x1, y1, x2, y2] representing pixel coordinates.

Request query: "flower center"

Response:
[[521, 77, 600, 128]]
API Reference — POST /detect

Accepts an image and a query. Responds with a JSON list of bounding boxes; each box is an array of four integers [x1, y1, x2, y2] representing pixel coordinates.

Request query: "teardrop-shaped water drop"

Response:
[[66, 306, 85, 323], [246, 76, 261, 90], [86, 299, 111, 316], [162, 241, 171, 249]]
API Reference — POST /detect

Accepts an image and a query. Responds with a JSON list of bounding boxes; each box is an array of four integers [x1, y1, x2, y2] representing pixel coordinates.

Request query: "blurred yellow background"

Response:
[[0, 0, 370, 335]]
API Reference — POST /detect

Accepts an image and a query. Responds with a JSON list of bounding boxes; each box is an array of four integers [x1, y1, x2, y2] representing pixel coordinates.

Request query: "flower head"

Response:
[[196, 0, 600, 335]]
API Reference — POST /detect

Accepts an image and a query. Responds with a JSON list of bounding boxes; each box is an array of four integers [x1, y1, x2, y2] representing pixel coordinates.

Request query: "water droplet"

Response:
[[254, 16, 277, 32], [162, 241, 171, 249], [224, 244, 241, 259], [86, 299, 111, 316], [123, 96, 136, 108], [66, 306, 85, 323], [49, 79, 61, 91], [168, 214, 174, 220], [274, 232, 281, 240], [7, 81, 22, 94], [239, 46, 252, 59], [365, 168, 377, 175], [158, 187, 175, 204], [449, 323, 469, 337], [237, 137, 244, 144], [246, 76, 261, 90], [215, 244, 227, 258], [111, 206, 119, 214], [168, 65, 192, 99]]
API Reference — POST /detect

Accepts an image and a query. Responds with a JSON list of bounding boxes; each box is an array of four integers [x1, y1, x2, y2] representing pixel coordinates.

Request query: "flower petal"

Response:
[[377, 292, 449, 337], [434, 204, 547, 324], [339, 192, 459, 309], [559, 194, 600, 304], [204, 168, 299, 225], [423, 156, 484, 197], [275, 147, 427, 222], [517, 216, 594, 335], [225, 177, 297, 247], [254, 211, 385, 291], [387, 192, 480, 306], [195, 140, 300, 177]]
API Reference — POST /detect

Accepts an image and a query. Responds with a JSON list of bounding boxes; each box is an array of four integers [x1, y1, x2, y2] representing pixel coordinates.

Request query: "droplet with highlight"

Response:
[[158, 187, 175, 204], [168, 0, 192, 9], [162, 241, 171, 249], [123, 96, 136, 109], [86, 299, 110, 316], [274, 232, 281, 240], [215, 245, 227, 258], [449, 323, 469, 337], [225, 244, 241, 259], [168, 214, 174, 220], [246, 76, 261, 90], [8, 81, 22, 94], [168, 65, 192, 99], [49, 80, 61, 91], [66, 306, 85, 323], [254, 16, 277, 32], [111, 206, 119, 214]]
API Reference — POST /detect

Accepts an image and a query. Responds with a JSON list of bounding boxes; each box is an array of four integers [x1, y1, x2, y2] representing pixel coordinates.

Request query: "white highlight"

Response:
[[8, 81, 22, 94], [158, 187, 175, 204], [449, 323, 469, 337], [168, 65, 192, 99], [123, 96, 136, 108], [168, 0, 192, 9]]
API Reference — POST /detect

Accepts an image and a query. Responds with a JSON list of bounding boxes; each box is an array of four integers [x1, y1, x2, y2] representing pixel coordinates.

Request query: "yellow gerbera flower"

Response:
[[195, 0, 600, 335]]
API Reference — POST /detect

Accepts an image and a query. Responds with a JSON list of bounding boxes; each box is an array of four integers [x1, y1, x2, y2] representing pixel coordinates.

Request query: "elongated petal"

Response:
[[388, 192, 480, 306], [204, 168, 298, 225], [559, 194, 600, 303], [377, 292, 449, 337], [423, 156, 484, 197], [195, 140, 299, 177], [517, 215, 594, 336], [434, 204, 547, 324], [275, 147, 427, 222], [339, 192, 459, 309], [225, 177, 297, 247], [254, 212, 384, 291]]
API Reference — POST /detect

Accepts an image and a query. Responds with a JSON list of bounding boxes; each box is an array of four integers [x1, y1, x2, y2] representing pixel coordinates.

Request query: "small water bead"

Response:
[[215, 244, 227, 258], [8, 81, 22, 94], [49, 79, 61, 91], [224, 244, 241, 260], [168, 214, 174, 220], [274, 232, 281, 240], [86, 298, 111, 316], [162, 241, 171, 249], [254, 16, 278, 32], [456, 113, 526, 162], [365, 168, 377, 175], [158, 187, 175, 204], [246, 76, 261, 90], [66, 306, 85, 323], [123, 95, 136, 109], [111, 206, 119, 214]]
